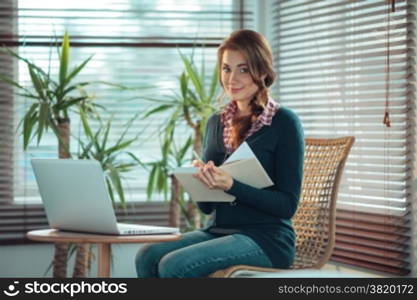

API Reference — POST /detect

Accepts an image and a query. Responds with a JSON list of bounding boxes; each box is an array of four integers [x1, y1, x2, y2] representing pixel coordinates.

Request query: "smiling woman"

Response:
[[135, 29, 305, 278], [217, 29, 277, 152]]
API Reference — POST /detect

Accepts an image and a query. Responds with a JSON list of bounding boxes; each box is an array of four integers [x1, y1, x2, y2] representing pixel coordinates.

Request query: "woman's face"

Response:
[[221, 49, 259, 104]]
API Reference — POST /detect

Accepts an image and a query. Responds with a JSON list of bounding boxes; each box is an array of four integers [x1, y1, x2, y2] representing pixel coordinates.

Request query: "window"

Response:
[[0, 0, 255, 243], [272, 0, 414, 275]]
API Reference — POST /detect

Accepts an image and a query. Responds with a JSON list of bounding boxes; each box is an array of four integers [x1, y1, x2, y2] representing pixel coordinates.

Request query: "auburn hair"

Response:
[[217, 29, 276, 150]]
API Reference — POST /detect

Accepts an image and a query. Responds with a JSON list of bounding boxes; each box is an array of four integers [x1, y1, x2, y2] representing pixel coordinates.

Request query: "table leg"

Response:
[[97, 243, 111, 277]]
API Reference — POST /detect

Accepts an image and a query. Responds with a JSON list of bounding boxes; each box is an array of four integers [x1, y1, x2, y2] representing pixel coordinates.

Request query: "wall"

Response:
[[0, 244, 141, 278]]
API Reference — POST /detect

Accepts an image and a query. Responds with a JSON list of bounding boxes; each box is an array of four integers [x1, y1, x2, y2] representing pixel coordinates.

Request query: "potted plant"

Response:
[[144, 52, 220, 229], [0, 32, 95, 277], [72, 107, 143, 275], [146, 133, 207, 231], [0, 32, 142, 277], [77, 106, 145, 206]]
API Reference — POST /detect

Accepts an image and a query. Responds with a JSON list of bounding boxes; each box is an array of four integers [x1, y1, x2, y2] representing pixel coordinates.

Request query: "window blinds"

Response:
[[0, 0, 15, 205], [0, 0, 254, 243], [272, 0, 414, 275]]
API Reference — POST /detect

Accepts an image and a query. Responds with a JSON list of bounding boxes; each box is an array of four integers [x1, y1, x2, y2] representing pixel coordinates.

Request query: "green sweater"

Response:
[[198, 106, 304, 268]]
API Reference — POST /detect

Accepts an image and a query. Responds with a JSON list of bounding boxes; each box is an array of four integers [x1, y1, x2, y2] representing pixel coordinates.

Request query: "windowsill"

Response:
[[323, 262, 390, 278]]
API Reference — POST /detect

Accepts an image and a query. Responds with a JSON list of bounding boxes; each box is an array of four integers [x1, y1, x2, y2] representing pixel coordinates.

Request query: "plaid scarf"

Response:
[[220, 97, 279, 154]]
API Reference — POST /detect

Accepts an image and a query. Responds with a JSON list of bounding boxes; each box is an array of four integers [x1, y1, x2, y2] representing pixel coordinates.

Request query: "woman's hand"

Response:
[[193, 160, 233, 191], [192, 159, 205, 168]]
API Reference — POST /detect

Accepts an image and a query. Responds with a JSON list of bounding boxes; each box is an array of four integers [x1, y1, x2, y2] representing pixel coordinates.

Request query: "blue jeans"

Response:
[[135, 230, 273, 278]]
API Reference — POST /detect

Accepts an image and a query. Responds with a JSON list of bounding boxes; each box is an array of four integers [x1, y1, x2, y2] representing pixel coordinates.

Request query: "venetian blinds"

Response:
[[0, 0, 254, 243], [0, 0, 16, 206], [272, 0, 414, 275]]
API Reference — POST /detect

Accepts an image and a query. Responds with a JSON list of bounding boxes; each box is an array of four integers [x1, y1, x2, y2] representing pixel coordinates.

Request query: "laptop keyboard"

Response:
[[116, 223, 177, 235]]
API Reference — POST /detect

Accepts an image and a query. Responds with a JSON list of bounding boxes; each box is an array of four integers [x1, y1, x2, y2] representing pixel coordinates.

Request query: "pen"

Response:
[[192, 150, 202, 161]]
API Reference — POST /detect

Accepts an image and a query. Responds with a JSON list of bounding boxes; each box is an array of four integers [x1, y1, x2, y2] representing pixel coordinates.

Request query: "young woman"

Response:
[[135, 29, 304, 278]]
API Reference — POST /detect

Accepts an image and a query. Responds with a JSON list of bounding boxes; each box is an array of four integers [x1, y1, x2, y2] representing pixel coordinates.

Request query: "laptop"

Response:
[[31, 159, 179, 235]]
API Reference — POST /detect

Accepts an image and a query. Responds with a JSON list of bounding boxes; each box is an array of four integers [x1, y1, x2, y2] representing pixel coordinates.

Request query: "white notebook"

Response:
[[173, 142, 273, 202]]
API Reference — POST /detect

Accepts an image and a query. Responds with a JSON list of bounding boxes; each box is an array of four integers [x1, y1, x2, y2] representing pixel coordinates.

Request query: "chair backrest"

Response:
[[291, 136, 354, 269]]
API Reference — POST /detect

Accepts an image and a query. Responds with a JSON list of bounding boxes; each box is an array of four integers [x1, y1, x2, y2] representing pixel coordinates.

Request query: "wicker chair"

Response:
[[209, 136, 355, 278]]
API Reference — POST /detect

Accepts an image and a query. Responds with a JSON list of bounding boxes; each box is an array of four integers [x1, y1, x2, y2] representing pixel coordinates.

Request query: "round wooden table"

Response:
[[27, 229, 181, 277]]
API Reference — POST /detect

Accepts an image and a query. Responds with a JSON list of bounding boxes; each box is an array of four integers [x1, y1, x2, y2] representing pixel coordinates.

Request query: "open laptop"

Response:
[[31, 159, 179, 235]]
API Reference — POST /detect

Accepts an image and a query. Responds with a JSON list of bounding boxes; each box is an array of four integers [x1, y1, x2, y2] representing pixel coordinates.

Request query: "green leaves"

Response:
[[177, 136, 193, 165], [80, 105, 94, 139], [20, 100, 53, 150], [0, 33, 147, 216], [142, 50, 219, 206], [143, 104, 174, 118], [65, 55, 94, 90], [28, 63, 46, 100], [22, 103, 39, 149], [143, 51, 219, 124], [108, 165, 125, 205], [146, 161, 168, 201], [104, 138, 136, 156], [0, 33, 99, 150], [180, 71, 189, 100], [179, 51, 206, 102], [77, 107, 142, 207], [37, 101, 50, 144], [59, 32, 70, 89]]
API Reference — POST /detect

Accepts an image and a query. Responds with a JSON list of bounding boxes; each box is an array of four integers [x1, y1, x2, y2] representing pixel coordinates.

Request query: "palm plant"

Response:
[[146, 133, 205, 230], [77, 107, 144, 207], [0, 32, 126, 277], [71, 107, 143, 275], [0, 33, 97, 154], [144, 51, 220, 228]]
